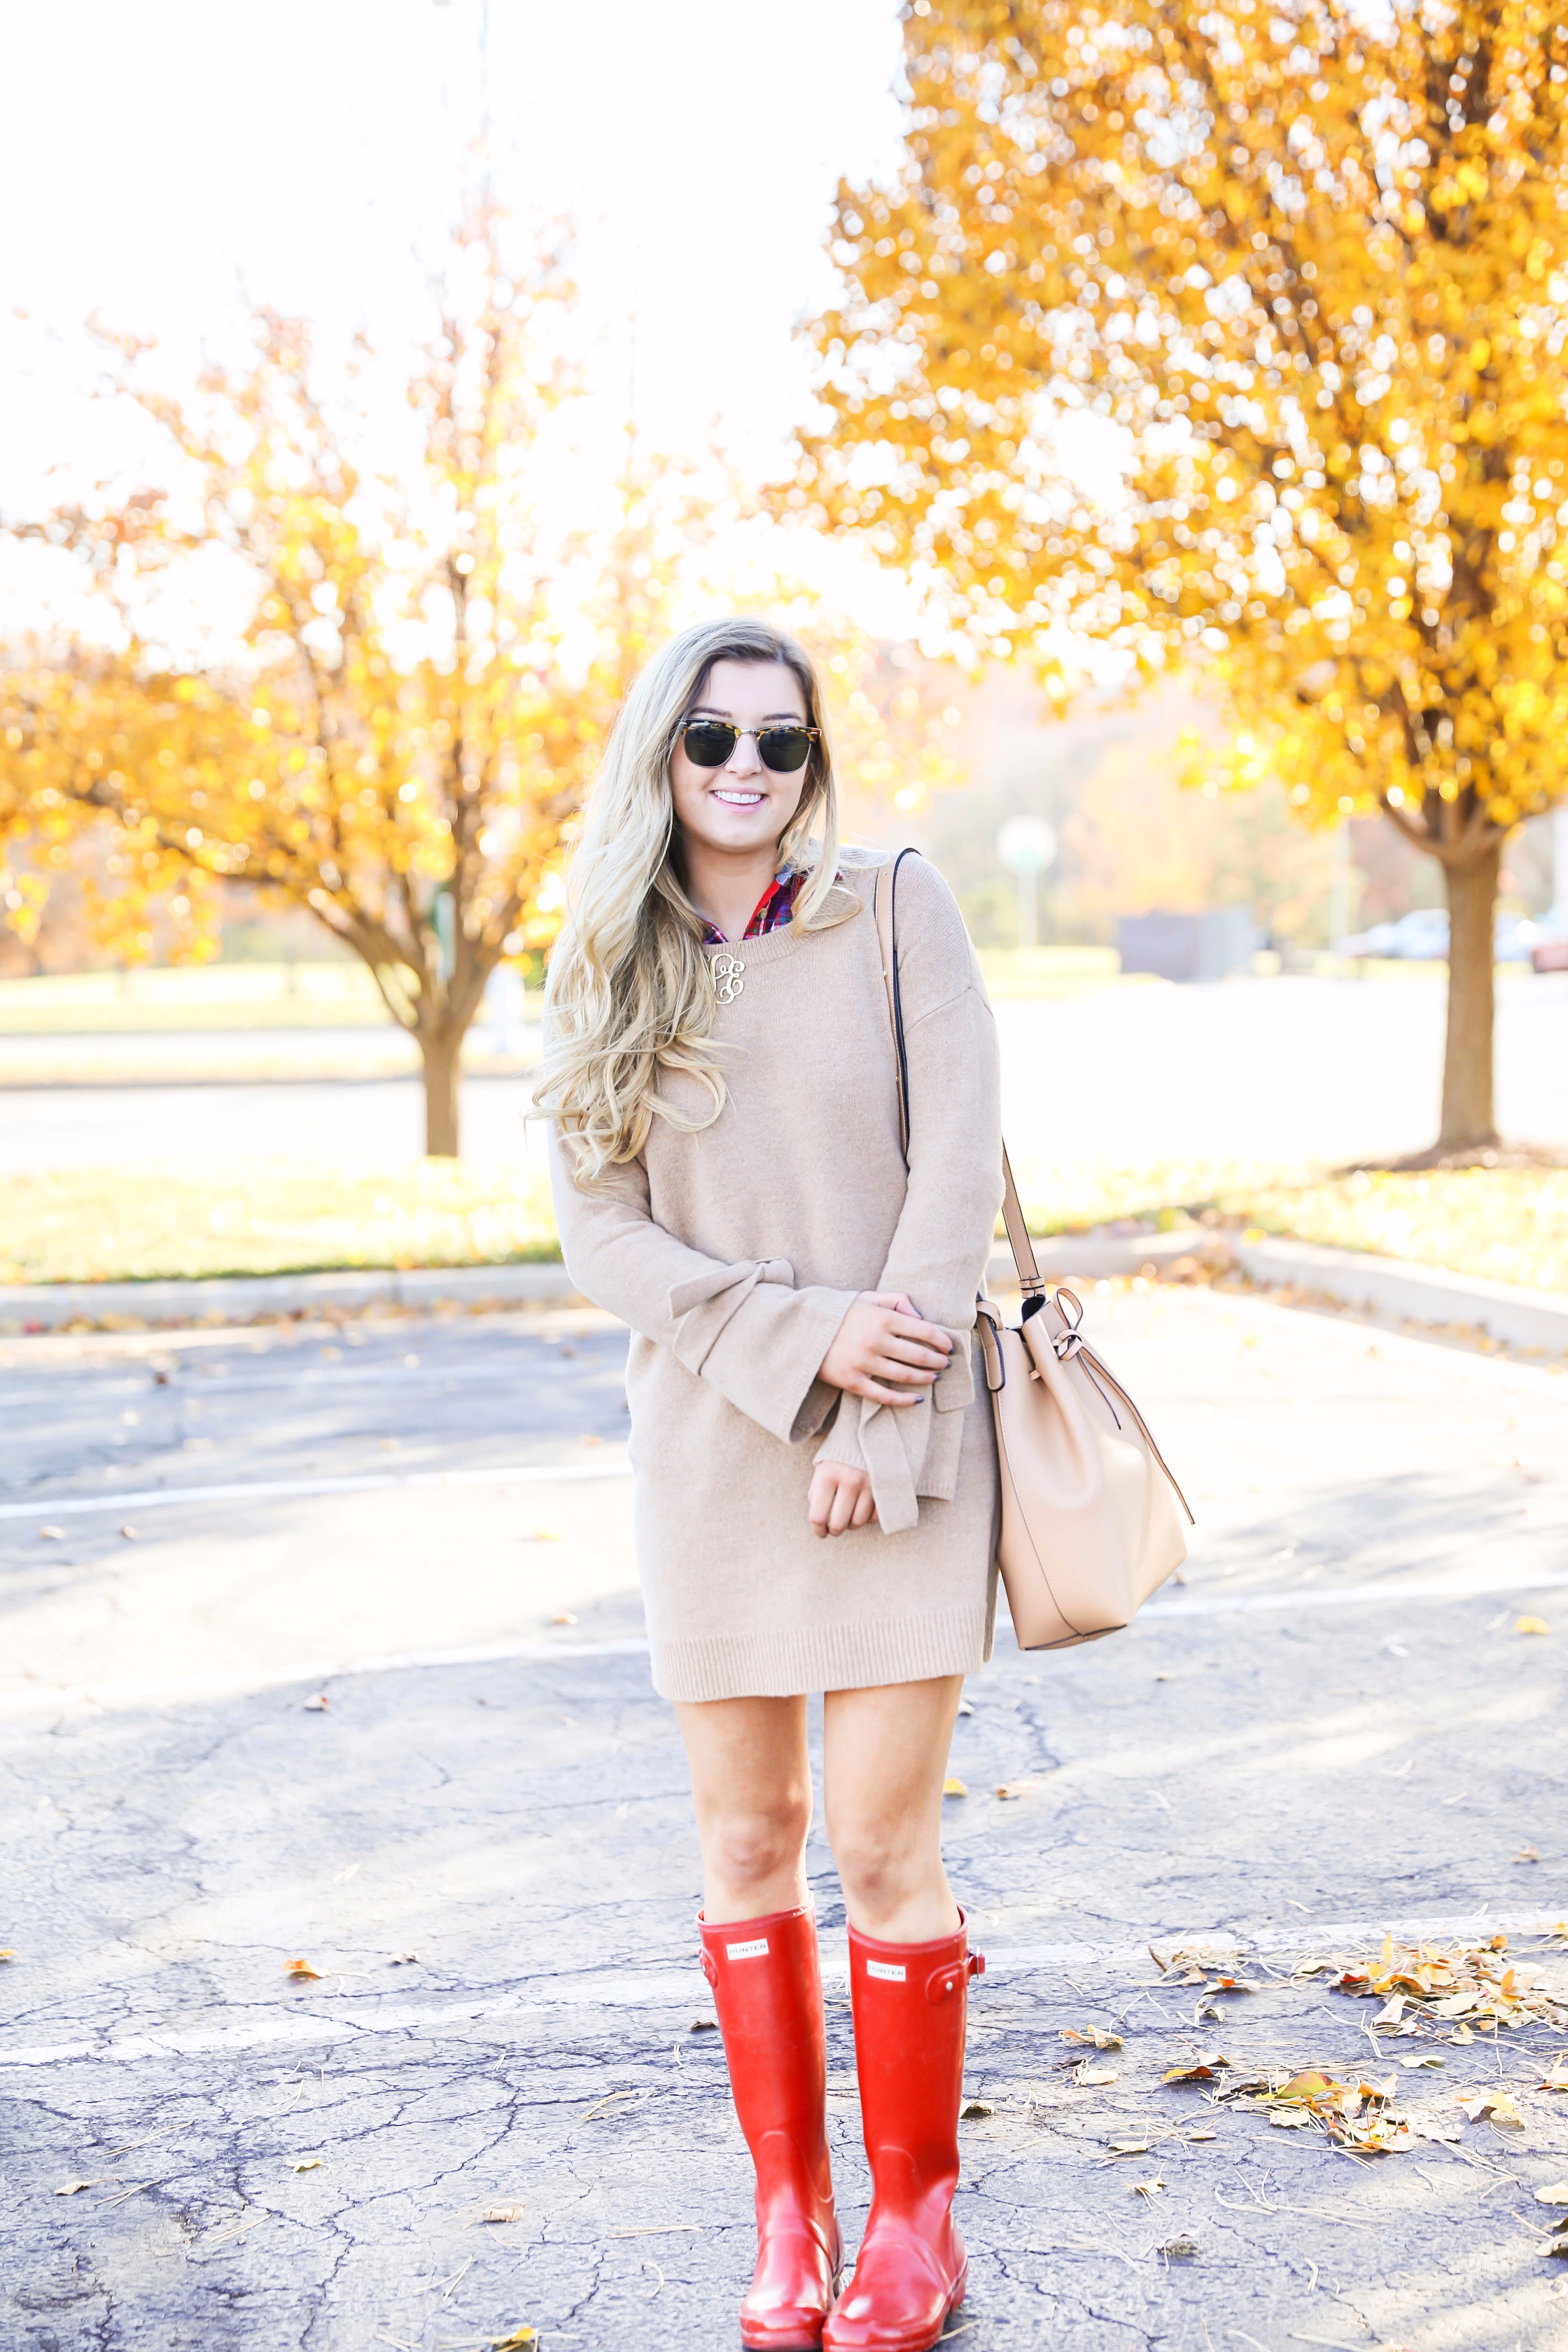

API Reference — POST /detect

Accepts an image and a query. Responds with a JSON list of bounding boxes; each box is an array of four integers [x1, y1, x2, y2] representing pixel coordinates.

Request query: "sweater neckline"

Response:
[[701, 880, 866, 968]]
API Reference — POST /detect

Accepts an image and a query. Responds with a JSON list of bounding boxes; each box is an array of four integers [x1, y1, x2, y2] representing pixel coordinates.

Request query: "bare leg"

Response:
[[674, 1694, 813, 1925], [822, 1675, 964, 1943]]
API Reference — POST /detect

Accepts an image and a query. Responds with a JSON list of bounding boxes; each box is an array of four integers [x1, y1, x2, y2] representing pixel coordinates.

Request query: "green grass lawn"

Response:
[[2, 1157, 1563, 1294], [0, 1163, 559, 1285]]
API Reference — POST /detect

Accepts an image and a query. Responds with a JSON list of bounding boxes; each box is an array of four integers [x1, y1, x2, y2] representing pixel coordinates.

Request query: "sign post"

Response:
[[995, 816, 1058, 952]]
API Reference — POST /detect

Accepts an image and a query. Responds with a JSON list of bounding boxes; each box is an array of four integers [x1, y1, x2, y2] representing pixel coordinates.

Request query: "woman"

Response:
[[536, 617, 1002, 2352]]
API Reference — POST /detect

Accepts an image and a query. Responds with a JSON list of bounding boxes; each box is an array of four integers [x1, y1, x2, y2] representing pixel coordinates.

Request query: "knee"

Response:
[[703, 1792, 811, 1900], [826, 1814, 926, 1924]]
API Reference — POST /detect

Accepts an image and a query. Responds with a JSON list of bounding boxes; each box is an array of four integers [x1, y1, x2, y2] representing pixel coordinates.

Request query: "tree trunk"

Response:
[[1438, 842, 1502, 1152], [420, 1028, 461, 1158]]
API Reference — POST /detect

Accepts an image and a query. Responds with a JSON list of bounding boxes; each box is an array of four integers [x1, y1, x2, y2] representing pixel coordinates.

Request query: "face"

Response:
[[668, 658, 812, 863]]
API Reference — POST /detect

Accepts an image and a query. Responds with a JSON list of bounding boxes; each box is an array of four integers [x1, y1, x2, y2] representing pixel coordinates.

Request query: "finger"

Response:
[[875, 1339, 951, 1371], [845, 1374, 923, 1406], [887, 1314, 954, 1350], [865, 1355, 941, 1382], [828, 1480, 858, 1536], [806, 1477, 834, 1536], [850, 1485, 876, 1529]]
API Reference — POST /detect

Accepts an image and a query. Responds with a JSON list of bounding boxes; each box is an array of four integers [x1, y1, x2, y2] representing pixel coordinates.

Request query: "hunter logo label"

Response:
[[726, 1938, 769, 1961], [866, 1959, 906, 1982]]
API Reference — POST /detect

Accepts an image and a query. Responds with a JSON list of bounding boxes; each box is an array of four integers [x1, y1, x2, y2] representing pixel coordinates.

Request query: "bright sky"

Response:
[[1, 0, 907, 515]]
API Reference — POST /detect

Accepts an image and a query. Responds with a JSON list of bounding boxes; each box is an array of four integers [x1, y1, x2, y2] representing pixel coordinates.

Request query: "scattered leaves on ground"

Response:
[[1063, 2026, 1124, 2051], [1539, 2059, 1568, 2092], [941, 1777, 968, 1798], [284, 1957, 323, 1980], [1332, 1933, 1564, 2033]]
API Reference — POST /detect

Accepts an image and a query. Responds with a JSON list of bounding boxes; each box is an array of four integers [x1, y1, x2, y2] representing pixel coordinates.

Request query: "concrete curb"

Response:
[[0, 1261, 582, 1331], [1229, 1233, 1568, 1355], [3, 1231, 1564, 1353]]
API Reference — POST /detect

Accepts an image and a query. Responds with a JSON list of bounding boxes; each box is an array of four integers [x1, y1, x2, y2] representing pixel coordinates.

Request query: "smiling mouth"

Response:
[[713, 788, 766, 806]]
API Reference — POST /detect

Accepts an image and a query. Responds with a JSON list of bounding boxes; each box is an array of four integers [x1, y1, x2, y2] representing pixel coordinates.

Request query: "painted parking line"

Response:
[[4, 1910, 1560, 2073], [0, 1455, 633, 1521]]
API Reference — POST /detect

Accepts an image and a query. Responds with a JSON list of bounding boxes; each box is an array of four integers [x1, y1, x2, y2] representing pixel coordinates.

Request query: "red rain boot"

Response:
[[822, 1911, 983, 2352], [700, 1905, 843, 2350]]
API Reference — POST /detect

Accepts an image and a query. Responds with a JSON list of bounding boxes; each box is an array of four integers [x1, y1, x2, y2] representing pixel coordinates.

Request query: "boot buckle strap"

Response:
[[700, 1948, 719, 1987], [925, 1950, 983, 2003]]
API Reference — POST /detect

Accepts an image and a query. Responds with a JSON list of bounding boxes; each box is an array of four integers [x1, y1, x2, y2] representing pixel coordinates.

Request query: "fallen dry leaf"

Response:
[[1459, 2091, 1524, 2128], [284, 1958, 323, 1981], [1132, 2175, 1166, 2197], [288, 2157, 323, 2172], [0, 1951, 13, 1963], [1063, 2026, 1124, 2051], [941, 1777, 968, 1798], [478, 2204, 526, 2225], [489, 2330, 538, 2351], [1514, 1847, 1541, 1865], [39, 1525, 64, 1541], [54, 2180, 95, 2196], [388, 1952, 419, 1966], [1186, 2129, 1218, 2143], [1268, 2108, 1317, 2130], [1534, 2182, 1568, 2205], [994, 1784, 1028, 1800], [689, 2017, 718, 2034], [1160, 2232, 1199, 2259], [1163, 2054, 1232, 2085], [1396, 2054, 1446, 2070], [550, 1611, 577, 1625], [960, 2099, 996, 2119], [1073, 2064, 1121, 2088], [120, 1525, 138, 1540], [1538, 2061, 1568, 2092], [1105, 2137, 1152, 2156], [300, 1695, 330, 1712], [1516, 1616, 1550, 1635]]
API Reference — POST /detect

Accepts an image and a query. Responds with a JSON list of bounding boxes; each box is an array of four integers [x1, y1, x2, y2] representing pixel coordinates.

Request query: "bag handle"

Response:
[[872, 852, 1044, 1299]]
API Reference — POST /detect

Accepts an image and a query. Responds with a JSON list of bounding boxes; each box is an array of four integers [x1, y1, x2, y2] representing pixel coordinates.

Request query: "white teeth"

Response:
[[714, 790, 763, 804]]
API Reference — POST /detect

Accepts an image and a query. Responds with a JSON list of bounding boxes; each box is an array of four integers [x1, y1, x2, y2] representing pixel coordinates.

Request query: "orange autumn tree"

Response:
[[2, 216, 594, 1155], [799, 0, 1568, 1152]]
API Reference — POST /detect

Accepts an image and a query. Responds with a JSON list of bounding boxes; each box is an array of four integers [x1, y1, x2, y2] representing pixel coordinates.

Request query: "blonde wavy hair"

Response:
[[536, 617, 850, 1180]]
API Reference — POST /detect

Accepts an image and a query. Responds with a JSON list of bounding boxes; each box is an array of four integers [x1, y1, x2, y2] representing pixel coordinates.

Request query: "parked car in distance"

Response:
[[1340, 909, 1540, 962]]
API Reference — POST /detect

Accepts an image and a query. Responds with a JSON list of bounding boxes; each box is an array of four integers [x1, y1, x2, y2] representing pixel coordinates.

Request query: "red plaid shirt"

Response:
[[701, 867, 806, 946]]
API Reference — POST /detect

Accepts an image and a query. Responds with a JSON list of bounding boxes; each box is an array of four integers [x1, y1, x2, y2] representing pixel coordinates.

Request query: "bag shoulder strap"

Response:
[[872, 849, 1044, 1298]]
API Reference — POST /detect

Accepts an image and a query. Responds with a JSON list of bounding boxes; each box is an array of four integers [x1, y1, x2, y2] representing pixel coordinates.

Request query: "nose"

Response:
[[724, 731, 764, 780]]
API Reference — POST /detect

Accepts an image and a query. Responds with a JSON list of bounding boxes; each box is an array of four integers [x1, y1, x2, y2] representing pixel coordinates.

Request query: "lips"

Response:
[[713, 789, 765, 806]]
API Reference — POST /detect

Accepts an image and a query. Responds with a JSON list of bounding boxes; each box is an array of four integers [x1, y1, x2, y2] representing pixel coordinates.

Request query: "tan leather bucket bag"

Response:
[[874, 852, 1193, 1651]]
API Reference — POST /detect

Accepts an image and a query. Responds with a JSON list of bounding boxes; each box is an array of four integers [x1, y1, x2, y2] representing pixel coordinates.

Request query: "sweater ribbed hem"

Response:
[[651, 1600, 990, 1702]]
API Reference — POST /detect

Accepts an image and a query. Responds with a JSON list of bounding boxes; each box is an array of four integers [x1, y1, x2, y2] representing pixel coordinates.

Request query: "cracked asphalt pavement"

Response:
[[3, 1287, 1567, 2351]]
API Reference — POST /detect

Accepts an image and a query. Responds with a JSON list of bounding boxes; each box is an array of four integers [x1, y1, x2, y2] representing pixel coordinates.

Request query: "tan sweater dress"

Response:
[[547, 853, 1004, 1703]]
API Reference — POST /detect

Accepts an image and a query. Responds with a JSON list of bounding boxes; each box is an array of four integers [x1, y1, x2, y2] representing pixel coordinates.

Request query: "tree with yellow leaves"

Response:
[[3, 216, 591, 1155], [800, 0, 1568, 1151]]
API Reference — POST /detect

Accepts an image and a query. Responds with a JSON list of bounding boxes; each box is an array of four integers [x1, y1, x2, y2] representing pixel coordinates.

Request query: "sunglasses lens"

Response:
[[758, 728, 813, 774], [682, 722, 738, 768]]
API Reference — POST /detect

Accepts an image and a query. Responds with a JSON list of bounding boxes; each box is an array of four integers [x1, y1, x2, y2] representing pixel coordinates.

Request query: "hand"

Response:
[[818, 1291, 953, 1408], [808, 1460, 877, 1538]]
